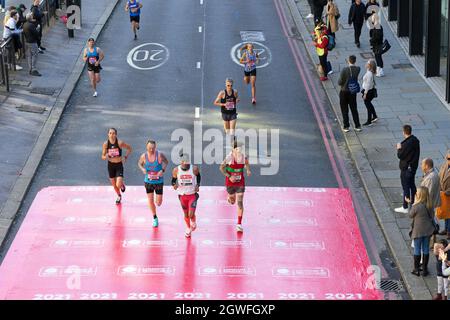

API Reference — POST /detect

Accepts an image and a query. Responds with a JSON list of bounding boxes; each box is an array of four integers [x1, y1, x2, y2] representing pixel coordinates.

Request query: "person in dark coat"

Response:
[[395, 124, 420, 214], [369, 12, 384, 77], [313, 0, 327, 23], [30, 0, 46, 52], [16, 4, 27, 29], [409, 186, 435, 277], [22, 12, 41, 76], [348, 0, 365, 48]]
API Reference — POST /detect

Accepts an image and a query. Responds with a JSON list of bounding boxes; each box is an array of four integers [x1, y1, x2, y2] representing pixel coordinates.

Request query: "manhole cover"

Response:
[[392, 63, 413, 69], [16, 104, 46, 114], [360, 52, 374, 59], [10, 80, 31, 87], [380, 279, 404, 292], [30, 87, 57, 95]]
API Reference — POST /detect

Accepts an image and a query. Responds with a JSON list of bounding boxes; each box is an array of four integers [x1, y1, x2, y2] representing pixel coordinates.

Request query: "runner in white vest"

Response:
[[172, 154, 201, 238]]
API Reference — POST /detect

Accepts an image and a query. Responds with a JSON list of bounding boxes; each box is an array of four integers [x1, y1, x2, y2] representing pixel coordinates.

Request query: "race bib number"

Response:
[[148, 171, 160, 180], [88, 57, 97, 65], [231, 172, 242, 182], [225, 101, 235, 110], [180, 174, 193, 186], [108, 148, 120, 157]]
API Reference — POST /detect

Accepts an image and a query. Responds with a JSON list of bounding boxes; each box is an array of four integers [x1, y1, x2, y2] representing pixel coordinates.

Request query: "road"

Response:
[[0, 0, 407, 299]]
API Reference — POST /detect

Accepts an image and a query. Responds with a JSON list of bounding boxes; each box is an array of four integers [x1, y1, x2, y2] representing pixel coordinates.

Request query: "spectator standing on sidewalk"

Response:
[[16, 4, 27, 29], [313, 0, 327, 23], [326, 0, 339, 38], [23, 12, 42, 76], [421, 158, 441, 246], [348, 0, 365, 48], [437, 150, 450, 239], [31, 0, 46, 53], [409, 186, 435, 277], [433, 239, 450, 300], [312, 21, 329, 82], [370, 12, 384, 77], [395, 125, 420, 214], [306, 0, 315, 19], [361, 59, 378, 126], [338, 55, 361, 132], [0, 0, 5, 13], [3, 10, 24, 70]]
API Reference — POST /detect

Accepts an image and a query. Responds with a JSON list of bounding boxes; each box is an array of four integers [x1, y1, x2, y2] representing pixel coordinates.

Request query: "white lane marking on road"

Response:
[[197, 62, 201, 69], [199, 26, 202, 33], [195, 107, 200, 119], [127, 43, 169, 70], [230, 41, 272, 69]]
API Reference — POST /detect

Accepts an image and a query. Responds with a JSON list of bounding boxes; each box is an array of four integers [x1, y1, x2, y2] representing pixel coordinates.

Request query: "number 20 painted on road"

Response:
[[127, 43, 170, 70]]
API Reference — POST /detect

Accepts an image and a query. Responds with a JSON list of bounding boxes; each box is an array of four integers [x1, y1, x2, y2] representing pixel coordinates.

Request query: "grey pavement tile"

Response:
[[374, 170, 401, 179], [400, 227, 412, 242], [379, 178, 402, 188]]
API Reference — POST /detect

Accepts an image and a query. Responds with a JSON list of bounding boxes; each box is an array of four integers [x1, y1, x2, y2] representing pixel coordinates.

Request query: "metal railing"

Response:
[[0, 37, 13, 92]]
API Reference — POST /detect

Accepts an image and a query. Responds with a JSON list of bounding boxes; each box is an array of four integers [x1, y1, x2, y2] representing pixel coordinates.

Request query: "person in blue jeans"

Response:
[[0, 0, 6, 12], [409, 186, 436, 277]]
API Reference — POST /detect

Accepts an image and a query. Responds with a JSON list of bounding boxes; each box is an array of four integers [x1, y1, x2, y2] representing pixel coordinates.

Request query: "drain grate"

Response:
[[380, 279, 404, 292], [30, 87, 58, 95], [16, 104, 46, 114], [360, 52, 374, 59], [392, 63, 413, 69]]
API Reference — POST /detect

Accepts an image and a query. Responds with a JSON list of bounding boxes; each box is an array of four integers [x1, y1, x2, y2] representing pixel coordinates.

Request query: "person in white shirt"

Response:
[[361, 59, 378, 126], [3, 10, 24, 70]]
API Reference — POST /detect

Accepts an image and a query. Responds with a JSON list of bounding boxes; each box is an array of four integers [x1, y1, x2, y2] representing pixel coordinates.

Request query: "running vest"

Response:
[[225, 155, 245, 187], [107, 139, 122, 159], [86, 47, 99, 66], [244, 50, 257, 72], [220, 89, 237, 115], [177, 165, 197, 195], [128, 0, 141, 16], [144, 151, 163, 184]]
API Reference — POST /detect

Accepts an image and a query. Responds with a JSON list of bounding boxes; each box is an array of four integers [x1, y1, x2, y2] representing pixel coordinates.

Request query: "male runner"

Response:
[[125, 0, 142, 40], [214, 78, 240, 144], [83, 38, 104, 97], [172, 154, 201, 238], [138, 140, 169, 227], [101, 128, 132, 204], [219, 141, 251, 232]]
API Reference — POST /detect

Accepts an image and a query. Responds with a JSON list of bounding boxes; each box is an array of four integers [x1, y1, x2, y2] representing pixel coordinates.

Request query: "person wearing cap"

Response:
[[83, 38, 104, 97], [172, 154, 201, 238], [312, 21, 329, 81], [16, 4, 27, 29], [220, 141, 251, 233], [30, 0, 46, 52], [23, 12, 41, 76]]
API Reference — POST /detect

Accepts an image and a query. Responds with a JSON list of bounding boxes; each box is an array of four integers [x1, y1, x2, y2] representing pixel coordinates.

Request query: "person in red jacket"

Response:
[[312, 21, 329, 81]]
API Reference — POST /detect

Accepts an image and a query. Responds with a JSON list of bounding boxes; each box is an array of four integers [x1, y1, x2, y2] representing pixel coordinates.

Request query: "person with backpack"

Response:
[[326, 0, 339, 38], [312, 21, 329, 81], [337, 55, 362, 132]]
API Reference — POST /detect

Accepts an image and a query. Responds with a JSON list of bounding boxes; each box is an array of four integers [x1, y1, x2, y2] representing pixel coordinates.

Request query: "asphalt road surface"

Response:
[[0, 0, 408, 299]]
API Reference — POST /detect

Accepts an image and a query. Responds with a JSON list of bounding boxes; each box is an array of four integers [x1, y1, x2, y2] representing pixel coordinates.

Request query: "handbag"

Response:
[[436, 191, 450, 220], [372, 77, 378, 98], [381, 39, 391, 54], [427, 208, 440, 235]]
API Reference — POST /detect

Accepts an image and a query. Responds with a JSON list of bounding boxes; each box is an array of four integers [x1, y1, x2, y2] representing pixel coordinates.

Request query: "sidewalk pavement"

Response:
[[0, 0, 121, 251], [288, 0, 450, 299]]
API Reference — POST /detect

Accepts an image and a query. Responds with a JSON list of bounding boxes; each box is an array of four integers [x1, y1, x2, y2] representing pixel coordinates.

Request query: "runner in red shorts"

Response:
[[172, 154, 201, 238], [220, 141, 251, 232]]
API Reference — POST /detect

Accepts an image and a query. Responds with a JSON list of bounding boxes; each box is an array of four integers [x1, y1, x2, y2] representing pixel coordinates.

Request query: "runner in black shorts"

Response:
[[101, 128, 132, 204], [240, 43, 259, 104], [138, 140, 169, 228], [83, 38, 104, 97], [125, 0, 142, 40], [214, 78, 240, 144]]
